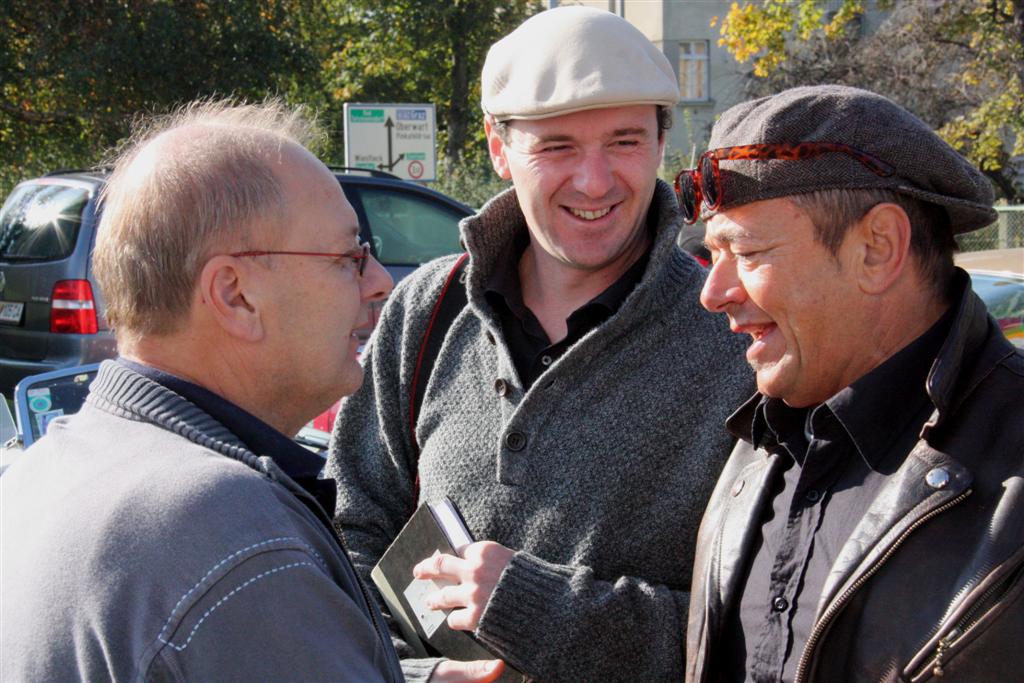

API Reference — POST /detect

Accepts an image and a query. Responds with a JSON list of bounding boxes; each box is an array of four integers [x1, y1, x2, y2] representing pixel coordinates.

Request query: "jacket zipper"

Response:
[[793, 489, 972, 683], [918, 561, 1024, 679]]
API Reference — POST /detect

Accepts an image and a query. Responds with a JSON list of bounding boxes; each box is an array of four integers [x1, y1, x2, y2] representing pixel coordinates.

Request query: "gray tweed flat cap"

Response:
[[705, 85, 997, 234]]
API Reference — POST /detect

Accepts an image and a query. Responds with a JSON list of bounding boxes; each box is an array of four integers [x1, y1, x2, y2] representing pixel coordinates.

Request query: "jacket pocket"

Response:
[[904, 552, 1024, 682]]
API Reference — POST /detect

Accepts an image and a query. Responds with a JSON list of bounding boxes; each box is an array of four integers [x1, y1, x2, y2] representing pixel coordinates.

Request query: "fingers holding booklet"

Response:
[[431, 659, 506, 683], [370, 497, 528, 682], [414, 540, 515, 631]]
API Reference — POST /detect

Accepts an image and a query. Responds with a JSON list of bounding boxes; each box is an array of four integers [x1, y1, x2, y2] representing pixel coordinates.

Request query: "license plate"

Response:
[[0, 301, 24, 324]]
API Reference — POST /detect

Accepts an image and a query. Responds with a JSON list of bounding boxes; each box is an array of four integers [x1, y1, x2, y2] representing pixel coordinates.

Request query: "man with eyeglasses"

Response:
[[685, 85, 1024, 682], [327, 7, 752, 683], [0, 100, 403, 681]]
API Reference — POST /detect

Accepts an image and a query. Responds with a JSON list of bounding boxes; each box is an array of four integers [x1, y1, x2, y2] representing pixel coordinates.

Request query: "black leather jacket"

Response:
[[687, 270, 1024, 683]]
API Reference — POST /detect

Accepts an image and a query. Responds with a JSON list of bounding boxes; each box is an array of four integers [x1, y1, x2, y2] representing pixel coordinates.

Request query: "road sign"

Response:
[[344, 103, 437, 181]]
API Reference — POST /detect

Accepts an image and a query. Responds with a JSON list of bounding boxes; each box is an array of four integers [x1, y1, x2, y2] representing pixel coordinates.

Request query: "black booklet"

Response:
[[370, 497, 528, 682]]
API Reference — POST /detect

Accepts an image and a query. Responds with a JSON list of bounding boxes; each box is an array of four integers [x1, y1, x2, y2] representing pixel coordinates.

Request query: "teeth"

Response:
[[570, 207, 611, 220]]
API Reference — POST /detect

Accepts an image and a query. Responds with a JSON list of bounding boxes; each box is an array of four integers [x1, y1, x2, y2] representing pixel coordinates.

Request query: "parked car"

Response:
[[955, 247, 1024, 348], [0, 167, 472, 395]]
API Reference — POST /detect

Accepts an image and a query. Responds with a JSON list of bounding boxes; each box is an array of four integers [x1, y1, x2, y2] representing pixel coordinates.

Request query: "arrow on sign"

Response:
[[378, 117, 406, 172]]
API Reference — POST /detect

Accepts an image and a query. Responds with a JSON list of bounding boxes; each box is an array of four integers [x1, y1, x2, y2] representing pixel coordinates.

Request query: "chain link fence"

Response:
[[957, 206, 1024, 252]]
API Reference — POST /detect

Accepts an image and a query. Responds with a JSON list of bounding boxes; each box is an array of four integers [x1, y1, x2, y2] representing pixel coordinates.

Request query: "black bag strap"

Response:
[[408, 253, 469, 502]]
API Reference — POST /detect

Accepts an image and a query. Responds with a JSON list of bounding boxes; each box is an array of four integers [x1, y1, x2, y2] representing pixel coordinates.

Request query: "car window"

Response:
[[968, 272, 1024, 347], [0, 183, 90, 261], [20, 366, 98, 444], [359, 188, 463, 266]]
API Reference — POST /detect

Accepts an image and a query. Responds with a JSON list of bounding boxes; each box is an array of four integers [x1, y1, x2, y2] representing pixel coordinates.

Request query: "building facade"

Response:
[[557, 1, 885, 171]]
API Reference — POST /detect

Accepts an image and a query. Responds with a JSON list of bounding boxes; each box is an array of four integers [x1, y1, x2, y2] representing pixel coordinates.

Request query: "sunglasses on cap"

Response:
[[673, 142, 896, 225]]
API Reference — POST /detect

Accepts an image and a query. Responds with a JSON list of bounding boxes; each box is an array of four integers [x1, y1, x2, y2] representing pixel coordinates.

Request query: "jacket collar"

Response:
[[86, 360, 325, 516]]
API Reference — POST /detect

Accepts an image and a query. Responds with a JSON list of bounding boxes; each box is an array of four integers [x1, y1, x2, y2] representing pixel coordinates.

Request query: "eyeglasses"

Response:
[[673, 142, 896, 224], [230, 242, 371, 277]]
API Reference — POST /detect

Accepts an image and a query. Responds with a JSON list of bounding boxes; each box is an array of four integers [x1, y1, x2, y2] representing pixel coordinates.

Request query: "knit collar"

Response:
[[458, 179, 699, 330]]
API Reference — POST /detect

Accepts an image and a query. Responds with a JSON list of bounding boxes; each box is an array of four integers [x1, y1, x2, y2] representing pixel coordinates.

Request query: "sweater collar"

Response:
[[459, 179, 699, 327]]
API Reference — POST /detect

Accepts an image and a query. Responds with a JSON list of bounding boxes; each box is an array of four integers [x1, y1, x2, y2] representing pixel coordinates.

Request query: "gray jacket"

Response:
[[687, 272, 1024, 683], [0, 361, 404, 683], [328, 182, 752, 682]]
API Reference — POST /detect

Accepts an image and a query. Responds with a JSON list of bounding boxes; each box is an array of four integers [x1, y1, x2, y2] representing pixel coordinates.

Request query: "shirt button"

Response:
[[494, 378, 508, 397], [504, 431, 527, 452], [772, 596, 789, 612], [540, 355, 553, 366], [805, 489, 821, 503]]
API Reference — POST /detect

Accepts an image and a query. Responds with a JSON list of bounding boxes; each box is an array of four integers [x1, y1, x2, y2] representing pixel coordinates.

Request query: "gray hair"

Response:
[[789, 188, 956, 301], [93, 98, 323, 345]]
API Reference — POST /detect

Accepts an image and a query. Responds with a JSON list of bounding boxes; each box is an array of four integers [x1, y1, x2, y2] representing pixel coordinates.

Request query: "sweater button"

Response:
[[494, 378, 508, 397], [771, 596, 789, 612], [504, 431, 527, 451]]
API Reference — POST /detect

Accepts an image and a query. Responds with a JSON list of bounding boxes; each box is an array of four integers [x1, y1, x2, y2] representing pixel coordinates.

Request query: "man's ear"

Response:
[[850, 202, 912, 295], [484, 115, 512, 180], [198, 256, 264, 342]]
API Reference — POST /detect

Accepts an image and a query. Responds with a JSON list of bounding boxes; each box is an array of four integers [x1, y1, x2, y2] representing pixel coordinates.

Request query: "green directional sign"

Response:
[[349, 108, 385, 122]]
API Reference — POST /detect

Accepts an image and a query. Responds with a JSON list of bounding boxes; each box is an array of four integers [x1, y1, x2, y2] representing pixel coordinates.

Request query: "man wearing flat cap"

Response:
[[328, 6, 750, 683], [684, 84, 1024, 682]]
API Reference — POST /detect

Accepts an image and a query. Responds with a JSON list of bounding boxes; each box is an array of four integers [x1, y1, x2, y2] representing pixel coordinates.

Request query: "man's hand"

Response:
[[430, 659, 505, 683], [413, 541, 515, 631]]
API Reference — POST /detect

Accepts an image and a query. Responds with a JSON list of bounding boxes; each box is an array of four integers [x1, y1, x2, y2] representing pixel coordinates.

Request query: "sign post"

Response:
[[344, 103, 437, 181]]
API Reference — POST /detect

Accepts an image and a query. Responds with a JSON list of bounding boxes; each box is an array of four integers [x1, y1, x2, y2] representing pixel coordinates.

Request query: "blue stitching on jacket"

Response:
[[155, 537, 325, 642], [159, 561, 314, 651]]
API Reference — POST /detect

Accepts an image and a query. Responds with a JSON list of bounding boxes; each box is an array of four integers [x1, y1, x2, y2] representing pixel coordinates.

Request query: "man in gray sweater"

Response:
[[328, 7, 752, 683], [1, 101, 403, 681]]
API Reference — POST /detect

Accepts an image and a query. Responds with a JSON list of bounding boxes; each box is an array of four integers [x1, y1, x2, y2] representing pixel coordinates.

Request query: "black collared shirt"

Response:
[[116, 358, 335, 516], [719, 307, 953, 682], [484, 231, 651, 391]]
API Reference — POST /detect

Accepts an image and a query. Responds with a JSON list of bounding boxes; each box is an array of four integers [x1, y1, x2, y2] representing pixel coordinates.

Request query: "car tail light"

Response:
[[312, 400, 342, 434], [50, 280, 98, 334]]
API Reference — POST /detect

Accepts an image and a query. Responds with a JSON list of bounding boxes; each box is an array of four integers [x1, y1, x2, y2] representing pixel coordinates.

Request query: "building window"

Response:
[[679, 41, 709, 102]]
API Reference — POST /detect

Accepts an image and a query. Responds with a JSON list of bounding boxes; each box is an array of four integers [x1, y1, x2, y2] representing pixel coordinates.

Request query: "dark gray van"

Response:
[[0, 168, 472, 395], [0, 172, 114, 395]]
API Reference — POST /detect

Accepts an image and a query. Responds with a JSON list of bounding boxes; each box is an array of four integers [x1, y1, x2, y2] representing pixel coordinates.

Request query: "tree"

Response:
[[715, 0, 1024, 201], [324, 0, 540, 167], [0, 0, 539, 205], [0, 0, 335, 198]]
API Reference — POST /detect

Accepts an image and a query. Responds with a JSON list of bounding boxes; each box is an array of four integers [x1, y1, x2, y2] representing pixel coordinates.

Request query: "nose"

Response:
[[360, 255, 394, 304], [700, 256, 745, 313], [573, 148, 615, 198]]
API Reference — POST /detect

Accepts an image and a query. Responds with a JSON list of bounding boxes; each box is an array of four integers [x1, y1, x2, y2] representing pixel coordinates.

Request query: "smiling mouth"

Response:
[[733, 322, 776, 340], [568, 206, 612, 221]]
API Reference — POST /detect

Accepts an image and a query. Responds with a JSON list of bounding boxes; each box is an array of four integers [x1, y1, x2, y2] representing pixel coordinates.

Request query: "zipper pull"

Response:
[[931, 627, 960, 677]]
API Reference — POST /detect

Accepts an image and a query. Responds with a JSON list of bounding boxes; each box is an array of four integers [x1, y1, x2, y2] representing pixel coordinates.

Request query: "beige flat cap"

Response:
[[481, 6, 680, 121]]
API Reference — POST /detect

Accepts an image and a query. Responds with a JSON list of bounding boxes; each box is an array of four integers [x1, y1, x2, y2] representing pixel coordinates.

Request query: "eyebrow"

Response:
[[533, 133, 574, 144], [610, 127, 650, 137], [531, 127, 651, 145], [705, 224, 756, 246]]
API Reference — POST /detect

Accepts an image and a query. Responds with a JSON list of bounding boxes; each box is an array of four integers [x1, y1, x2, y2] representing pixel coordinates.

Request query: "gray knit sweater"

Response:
[[327, 181, 752, 683]]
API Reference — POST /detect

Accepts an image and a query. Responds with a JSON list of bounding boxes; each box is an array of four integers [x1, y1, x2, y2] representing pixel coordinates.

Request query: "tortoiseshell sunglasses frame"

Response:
[[673, 142, 896, 224]]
